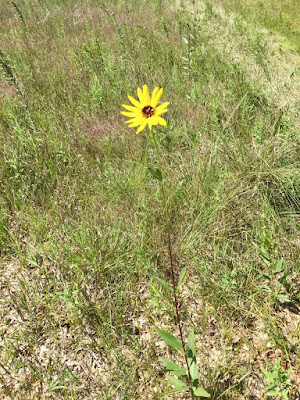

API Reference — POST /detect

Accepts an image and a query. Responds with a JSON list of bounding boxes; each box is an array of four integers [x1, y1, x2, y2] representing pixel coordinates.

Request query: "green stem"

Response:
[[151, 129, 194, 400]]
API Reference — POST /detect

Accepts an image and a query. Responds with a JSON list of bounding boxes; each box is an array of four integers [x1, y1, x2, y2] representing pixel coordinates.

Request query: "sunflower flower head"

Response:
[[121, 85, 169, 134]]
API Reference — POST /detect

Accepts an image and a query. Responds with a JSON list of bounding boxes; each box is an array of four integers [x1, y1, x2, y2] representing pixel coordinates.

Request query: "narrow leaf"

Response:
[[159, 357, 187, 377], [154, 277, 172, 293], [188, 329, 195, 356], [193, 386, 211, 397], [187, 329, 200, 381], [257, 269, 271, 280], [167, 375, 189, 392], [263, 236, 272, 249], [154, 328, 183, 351], [258, 285, 272, 292], [177, 266, 187, 289], [155, 169, 162, 181], [190, 362, 200, 382], [275, 259, 284, 274], [148, 167, 162, 181]]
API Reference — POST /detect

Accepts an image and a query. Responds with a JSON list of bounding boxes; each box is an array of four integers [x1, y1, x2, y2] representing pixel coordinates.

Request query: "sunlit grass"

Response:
[[218, 0, 300, 52]]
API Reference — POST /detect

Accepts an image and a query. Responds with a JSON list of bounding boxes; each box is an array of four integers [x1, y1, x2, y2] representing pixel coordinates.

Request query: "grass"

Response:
[[0, 0, 299, 398], [217, 0, 300, 53]]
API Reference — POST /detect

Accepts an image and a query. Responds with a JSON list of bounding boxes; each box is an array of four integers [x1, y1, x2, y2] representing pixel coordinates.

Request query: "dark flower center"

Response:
[[142, 105, 155, 118]]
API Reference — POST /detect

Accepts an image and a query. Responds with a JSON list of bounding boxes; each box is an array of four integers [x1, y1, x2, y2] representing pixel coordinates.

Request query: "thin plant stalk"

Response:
[[151, 129, 195, 399]]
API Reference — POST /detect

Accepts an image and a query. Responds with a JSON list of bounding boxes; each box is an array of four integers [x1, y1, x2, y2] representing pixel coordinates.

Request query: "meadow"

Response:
[[0, 0, 299, 398]]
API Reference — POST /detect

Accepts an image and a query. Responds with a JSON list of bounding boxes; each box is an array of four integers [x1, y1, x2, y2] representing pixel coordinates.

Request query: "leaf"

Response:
[[154, 328, 183, 351], [190, 362, 200, 383], [257, 269, 271, 280], [188, 328, 195, 355], [193, 386, 211, 397], [263, 236, 272, 249], [187, 329, 200, 382], [261, 247, 271, 265], [274, 259, 284, 274], [159, 357, 187, 377], [276, 293, 290, 302], [154, 277, 172, 293], [148, 167, 162, 181], [266, 390, 279, 396], [167, 375, 189, 392], [177, 266, 187, 289], [258, 285, 272, 292]]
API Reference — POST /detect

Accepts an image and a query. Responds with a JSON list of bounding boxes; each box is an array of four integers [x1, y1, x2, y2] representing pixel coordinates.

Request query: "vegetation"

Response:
[[0, 0, 299, 398], [218, 0, 300, 52]]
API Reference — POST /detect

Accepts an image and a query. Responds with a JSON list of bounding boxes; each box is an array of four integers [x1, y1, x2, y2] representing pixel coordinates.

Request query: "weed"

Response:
[[257, 231, 291, 305], [262, 359, 295, 399]]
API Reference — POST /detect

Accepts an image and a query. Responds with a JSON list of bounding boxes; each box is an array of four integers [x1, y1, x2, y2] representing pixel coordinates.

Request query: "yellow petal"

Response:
[[128, 95, 143, 109], [155, 102, 170, 115], [122, 104, 140, 113], [157, 116, 167, 126], [137, 87, 144, 104], [156, 109, 168, 116], [151, 87, 159, 105], [143, 85, 151, 105], [148, 119, 153, 130], [128, 117, 146, 127], [155, 102, 170, 112], [121, 111, 140, 117], [150, 116, 159, 126], [151, 88, 163, 107], [136, 119, 148, 134], [125, 117, 140, 124]]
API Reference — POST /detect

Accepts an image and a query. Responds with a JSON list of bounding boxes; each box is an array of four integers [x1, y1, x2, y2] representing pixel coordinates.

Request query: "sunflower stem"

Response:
[[151, 129, 194, 400]]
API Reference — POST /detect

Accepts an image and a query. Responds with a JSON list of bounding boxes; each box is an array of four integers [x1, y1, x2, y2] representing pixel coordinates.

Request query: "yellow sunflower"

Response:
[[121, 85, 169, 134]]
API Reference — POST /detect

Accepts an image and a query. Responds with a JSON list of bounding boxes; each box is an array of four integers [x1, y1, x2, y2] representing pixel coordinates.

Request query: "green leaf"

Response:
[[187, 329, 200, 382], [154, 328, 183, 351], [274, 259, 284, 274], [263, 236, 272, 249], [261, 248, 271, 265], [258, 285, 272, 292], [257, 269, 271, 280], [177, 266, 187, 289], [266, 390, 279, 396], [167, 375, 189, 392], [190, 362, 200, 383], [159, 357, 187, 377], [276, 293, 290, 302], [193, 387, 211, 397], [148, 167, 162, 181], [154, 277, 172, 293], [188, 329, 195, 356]]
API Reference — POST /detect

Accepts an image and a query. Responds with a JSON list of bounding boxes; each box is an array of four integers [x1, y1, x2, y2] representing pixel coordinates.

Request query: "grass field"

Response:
[[0, 0, 299, 399]]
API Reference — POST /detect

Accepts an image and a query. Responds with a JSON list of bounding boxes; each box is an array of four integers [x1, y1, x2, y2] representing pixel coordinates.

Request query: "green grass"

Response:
[[218, 0, 300, 53], [0, 0, 299, 399]]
